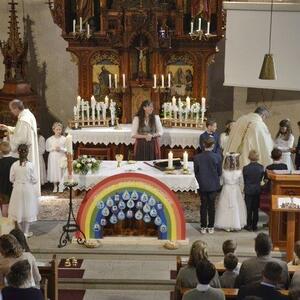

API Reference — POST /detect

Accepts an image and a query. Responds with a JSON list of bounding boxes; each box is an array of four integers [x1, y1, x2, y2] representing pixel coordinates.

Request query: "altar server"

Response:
[[8, 144, 39, 238], [46, 122, 66, 193], [0, 99, 40, 196], [131, 100, 163, 161]]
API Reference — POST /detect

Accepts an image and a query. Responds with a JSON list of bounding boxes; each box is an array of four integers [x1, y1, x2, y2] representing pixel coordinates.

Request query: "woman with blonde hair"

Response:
[[175, 240, 220, 299], [0, 234, 41, 287]]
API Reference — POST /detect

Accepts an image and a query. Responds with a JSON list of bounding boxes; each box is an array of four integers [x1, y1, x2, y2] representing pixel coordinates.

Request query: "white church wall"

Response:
[[0, 0, 77, 127]]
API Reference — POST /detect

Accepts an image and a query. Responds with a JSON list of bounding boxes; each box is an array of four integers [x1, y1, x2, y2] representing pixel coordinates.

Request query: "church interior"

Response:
[[0, 0, 300, 300]]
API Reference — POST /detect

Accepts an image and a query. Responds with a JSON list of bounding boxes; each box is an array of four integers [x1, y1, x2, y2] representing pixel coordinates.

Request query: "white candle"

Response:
[[96, 103, 101, 120], [86, 102, 90, 121], [161, 75, 165, 88], [201, 97, 206, 109], [91, 95, 96, 108], [79, 17, 82, 32], [207, 22, 210, 35], [73, 19, 76, 34], [168, 73, 171, 88], [198, 18, 202, 31], [81, 102, 85, 121], [73, 106, 77, 120], [186, 96, 191, 109], [105, 95, 109, 106], [190, 21, 194, 34], [87, 23, 90, 37], [108, 74, 112, 88], [66, 134, 73, 154], [168, 151, 173, 169], [172, 96, 176, 106], [114, 74, 118, 89], [122, 73, 126, 88], [153, 74, 157, 88], [77, 95, 81, 108], [183, 151, 188, 169]]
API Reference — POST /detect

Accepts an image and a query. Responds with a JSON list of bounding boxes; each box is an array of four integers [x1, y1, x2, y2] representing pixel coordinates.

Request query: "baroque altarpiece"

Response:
[[48, 0, 224, 123]]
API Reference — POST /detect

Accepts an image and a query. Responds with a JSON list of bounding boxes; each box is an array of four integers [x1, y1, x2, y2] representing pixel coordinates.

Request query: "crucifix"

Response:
[[135, 38, 148, 79]]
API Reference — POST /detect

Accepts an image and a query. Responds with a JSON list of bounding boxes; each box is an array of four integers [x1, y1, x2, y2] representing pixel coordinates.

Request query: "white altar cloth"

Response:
[[69, 124, 203, 149], [68, 161, 198, 192]]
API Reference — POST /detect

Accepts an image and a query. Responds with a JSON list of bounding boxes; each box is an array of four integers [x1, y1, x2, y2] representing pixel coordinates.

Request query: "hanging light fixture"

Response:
[[259, 0, 276, 80]]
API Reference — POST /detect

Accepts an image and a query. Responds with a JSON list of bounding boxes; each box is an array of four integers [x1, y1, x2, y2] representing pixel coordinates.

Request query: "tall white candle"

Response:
[[81, 102, 85, 121], [114, 74, 118, 89], [87, 23, 90, 37], [73, 19, 76, 34], [153, 74, 157, 88], [108, 74, 112, 88], [73, 106, 77, 120], [105, 95, 109, 106], [161, 75, 165, 88], [168, 151, 173, 169], [201, 97, 206, 109], [86, 102, 90, 121], [172, 96, 176, 106], [186, 96, 191, 109], [79, 17, 82, 32], [207, 22, 210, 35], [183, 151, 188, 169], [66, 134, 73, 154], [77, 95, 81, 108], [168, 73, 171, 88], [190, 21, 194, 34], [122, 73, 126, 88], [198, 18, 202, 31]]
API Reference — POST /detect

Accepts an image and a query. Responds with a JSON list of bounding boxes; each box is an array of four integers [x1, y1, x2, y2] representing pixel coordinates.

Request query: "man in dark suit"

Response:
[[199, 119, 221, 156], [242, 150, 264, 231], [235, 233, 289, 289], [237, 261, 288, 300], [194, 137, 222, 234]]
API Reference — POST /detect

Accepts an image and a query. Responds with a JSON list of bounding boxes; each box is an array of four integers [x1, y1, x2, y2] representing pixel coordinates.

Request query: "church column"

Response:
[[151, 49, 160, 114], [120, 49, 131, 123]]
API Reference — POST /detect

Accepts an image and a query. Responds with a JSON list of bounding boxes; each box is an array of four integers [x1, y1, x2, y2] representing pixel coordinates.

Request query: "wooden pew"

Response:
[[38, 255, 58, 300]]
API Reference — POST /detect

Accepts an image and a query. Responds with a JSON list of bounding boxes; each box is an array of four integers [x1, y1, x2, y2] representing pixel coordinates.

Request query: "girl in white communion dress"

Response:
[[215, 153, 247, 231]]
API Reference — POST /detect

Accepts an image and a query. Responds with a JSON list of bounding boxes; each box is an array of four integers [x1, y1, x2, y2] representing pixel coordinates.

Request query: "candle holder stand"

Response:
[[161, 117, 205, 129], [68, 117, 119, 129]]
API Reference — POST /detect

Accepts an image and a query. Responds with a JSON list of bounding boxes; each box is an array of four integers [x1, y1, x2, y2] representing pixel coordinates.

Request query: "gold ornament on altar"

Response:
[[115, 154, 123, 168]]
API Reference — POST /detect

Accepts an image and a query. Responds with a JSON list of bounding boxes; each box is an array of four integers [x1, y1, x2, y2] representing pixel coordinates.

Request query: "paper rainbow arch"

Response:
[[77, 173, 186, 240]]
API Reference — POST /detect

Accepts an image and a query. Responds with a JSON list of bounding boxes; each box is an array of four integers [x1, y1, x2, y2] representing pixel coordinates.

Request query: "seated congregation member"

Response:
[[243, 150, 264, 231], [175, 240, 220, 299], [1, 260, 43, 300], [221, 239, 241, 273], [290, 270, 300, 291], [265, 148, 288, 173], [199, 119, 221, 156], [289, 241, 300, 266], [220, 253, 239, 288], [215, 153, 247, 232], [194, 137, 222, 234], [182, 260, 225, 300], [0, 142, 18, 217], [131, 100, 163, 161], [0, 234, 41, 287], [237, 261, 288, 300], [10, 228, 31, 253], [235, 233, 289, 289]]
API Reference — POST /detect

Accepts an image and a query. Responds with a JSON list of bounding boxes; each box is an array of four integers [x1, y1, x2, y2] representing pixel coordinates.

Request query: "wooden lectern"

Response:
[[271, 196, 300, 261], [268, 172, 300, 253]]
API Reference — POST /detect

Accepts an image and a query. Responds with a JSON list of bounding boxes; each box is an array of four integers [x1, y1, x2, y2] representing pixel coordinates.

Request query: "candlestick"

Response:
[[190, 21, 194, 34], [79, 17, 82, 32], [73, 106, 77, 120], [207, 22, 210, 35], [198, 18, 201, 31], [114, 74, 118, 89], [86, 102, 90, 122], [96, 103, 101, 121], [183, 151, 188, 169], [105, 95, 109, 106], [161, 75, 165, 88], [87, 23, 90, 38], [168, 151, 173, 169], [168, 73, 171, 88], [65, 134, 73, 155], [73, 19, 76, 34], [108, 74, 112, 88], [153, 74, 157, 88], [81, 102, 85, 121], [122, 73, 126, 88]]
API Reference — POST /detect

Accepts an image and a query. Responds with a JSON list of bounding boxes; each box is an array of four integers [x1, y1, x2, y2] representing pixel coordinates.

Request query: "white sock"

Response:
[[53, 183, 58, 192], [23, 222, 30, 234]]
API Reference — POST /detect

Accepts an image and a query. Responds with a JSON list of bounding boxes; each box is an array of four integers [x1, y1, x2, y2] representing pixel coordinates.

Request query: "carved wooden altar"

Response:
[[48, 0, 224, 124]]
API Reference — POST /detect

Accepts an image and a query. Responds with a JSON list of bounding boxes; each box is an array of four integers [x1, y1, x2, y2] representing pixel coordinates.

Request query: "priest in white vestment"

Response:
[[0, 100, 40, 196], [224, 106, 273, 168]]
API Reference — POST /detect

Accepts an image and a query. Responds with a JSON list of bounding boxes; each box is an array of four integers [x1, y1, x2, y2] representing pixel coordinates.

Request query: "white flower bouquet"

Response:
[[73, 155, 101, 175]]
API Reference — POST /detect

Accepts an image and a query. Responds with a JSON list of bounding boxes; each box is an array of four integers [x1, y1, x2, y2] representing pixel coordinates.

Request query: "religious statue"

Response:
[[98, 66, 113, 95], [174, 68, 185, 85], [185, 69, 193, 95], [135, 43, 148, 79], [76, 0, 94, 24]]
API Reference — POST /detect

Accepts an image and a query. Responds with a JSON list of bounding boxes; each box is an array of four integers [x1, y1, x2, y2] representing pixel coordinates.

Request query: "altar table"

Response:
[[68, 161, 198, 192], [68, 124, 203, 149]]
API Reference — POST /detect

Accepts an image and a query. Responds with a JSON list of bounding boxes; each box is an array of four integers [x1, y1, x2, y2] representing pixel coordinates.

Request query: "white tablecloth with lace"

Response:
[[69, 125, 203, 149], [67, 161, 198, 192]]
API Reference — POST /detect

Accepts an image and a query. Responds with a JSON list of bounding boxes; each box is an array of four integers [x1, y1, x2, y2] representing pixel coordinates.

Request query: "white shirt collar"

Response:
[[196, 284, 210, 291], [2, 154, 12, 158]]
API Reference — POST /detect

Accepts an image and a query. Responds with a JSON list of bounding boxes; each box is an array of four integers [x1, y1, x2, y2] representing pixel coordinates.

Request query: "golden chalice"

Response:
[[115, 154, 124, 168]]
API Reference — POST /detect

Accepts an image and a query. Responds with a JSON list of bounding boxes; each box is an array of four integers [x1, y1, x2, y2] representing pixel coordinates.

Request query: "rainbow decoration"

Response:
[[77, 173, 186, 241]]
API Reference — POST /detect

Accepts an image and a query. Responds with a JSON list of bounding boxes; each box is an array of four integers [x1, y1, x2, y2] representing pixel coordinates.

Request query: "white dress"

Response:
[[8, 161, 38, 223], [215, 170, 247, 230], [46, 135, 66, 182], [220, 132, 229, 150], [38, 135, 47, 185], [274, 134, 295, 171]]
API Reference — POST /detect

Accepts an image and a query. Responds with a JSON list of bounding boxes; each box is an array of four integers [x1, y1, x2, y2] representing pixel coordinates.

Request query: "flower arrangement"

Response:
[[73, 155, 101, 175]]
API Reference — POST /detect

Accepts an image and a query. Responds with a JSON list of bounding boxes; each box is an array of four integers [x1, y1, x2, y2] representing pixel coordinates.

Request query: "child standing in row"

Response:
[[46, 122, 66, 193], [8, 144, 38, 238], [0, 142, 17, 217]]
